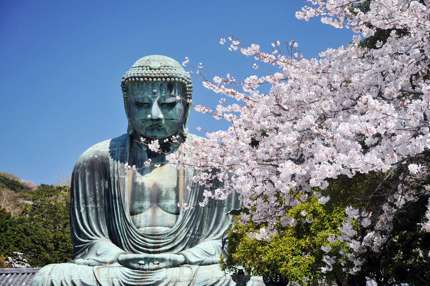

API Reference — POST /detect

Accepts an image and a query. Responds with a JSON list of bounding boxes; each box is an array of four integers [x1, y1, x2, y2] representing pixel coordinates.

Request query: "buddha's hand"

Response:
[[74, 240, 125, 266], [117, 253, 186, 271]]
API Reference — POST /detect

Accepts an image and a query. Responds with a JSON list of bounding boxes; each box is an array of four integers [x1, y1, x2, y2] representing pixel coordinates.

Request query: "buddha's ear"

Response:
[[182, 99, 191, 127], [122, 83, 133, 118], [180, 81, 192, 127], [123, 94, 136, 137], [123, 95, 130, 117]]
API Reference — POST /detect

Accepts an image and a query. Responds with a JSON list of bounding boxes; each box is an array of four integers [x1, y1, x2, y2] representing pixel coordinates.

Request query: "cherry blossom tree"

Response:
[[177, 0, 430, 284]]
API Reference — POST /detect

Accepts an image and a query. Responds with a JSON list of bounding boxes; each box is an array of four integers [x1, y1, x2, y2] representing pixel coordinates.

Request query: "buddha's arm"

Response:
[[70, 148, 126, 266], [175, 178, 238, 266], [173, 175, 237, 266]]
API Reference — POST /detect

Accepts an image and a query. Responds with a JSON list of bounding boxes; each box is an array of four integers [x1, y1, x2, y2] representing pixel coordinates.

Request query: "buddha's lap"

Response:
[[31, 262, 235, 286]]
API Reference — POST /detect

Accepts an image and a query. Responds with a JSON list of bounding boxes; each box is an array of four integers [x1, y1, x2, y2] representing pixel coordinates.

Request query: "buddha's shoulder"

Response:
[[76, 134, 128, 164]]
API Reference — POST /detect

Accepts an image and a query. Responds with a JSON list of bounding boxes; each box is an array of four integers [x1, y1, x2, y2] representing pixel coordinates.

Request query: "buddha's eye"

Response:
[[135, 102, 151, 108], [159, 102, 177, 109], [167, 83, 174, 95]]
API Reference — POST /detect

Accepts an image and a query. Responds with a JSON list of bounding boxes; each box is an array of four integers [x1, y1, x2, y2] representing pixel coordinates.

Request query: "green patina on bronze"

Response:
[[31, 55, 264, 286]]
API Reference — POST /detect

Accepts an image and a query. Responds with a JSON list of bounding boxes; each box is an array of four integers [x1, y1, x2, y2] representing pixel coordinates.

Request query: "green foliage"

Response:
[[323, 172, 386, 210], [0, 184, 72, 267], [223, 197, 347, 285]]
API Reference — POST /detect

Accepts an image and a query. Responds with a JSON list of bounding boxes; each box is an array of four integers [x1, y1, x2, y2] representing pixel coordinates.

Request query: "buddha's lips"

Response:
[[146, 124, 164, 129]]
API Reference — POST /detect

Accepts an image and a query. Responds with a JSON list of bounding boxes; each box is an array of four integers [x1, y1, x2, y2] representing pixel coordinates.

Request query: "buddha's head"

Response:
[[121, 55, 192, 140]]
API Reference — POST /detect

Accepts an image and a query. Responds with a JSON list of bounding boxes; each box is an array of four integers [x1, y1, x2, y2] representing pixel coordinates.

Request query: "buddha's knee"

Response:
[[32, 264, 56, 286], [31, 263, 98, 286]]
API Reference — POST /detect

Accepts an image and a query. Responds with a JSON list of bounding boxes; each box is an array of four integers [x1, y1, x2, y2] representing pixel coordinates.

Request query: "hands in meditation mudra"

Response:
[[32, 55, 263, 286]]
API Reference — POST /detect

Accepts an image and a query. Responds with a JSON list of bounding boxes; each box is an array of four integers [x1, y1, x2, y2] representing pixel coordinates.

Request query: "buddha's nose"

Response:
[[151, 102, 164, 120]]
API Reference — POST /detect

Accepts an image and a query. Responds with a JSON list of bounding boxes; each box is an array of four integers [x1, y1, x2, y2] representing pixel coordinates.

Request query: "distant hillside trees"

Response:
[[0, 174, 72, 267]]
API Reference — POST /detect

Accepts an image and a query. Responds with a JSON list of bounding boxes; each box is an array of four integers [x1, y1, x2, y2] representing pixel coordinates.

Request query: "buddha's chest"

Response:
[[127, 164, 181, 230]]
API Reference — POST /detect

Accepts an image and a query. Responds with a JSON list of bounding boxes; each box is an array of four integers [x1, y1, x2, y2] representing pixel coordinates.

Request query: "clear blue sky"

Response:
[[0, 0, 351, 184]]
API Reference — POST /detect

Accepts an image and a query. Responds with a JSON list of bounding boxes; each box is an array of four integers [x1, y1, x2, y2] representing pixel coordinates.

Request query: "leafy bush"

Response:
[[223, 197, 347, 285], [0, 184, 72, 267]]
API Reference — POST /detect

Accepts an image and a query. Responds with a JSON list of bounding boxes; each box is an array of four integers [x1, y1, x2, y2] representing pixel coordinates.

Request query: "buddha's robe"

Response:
[[32, 134, 262, 286]]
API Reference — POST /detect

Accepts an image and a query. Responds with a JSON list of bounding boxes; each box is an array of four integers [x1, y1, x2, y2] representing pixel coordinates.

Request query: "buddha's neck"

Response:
[[128, 134, 182, 168]]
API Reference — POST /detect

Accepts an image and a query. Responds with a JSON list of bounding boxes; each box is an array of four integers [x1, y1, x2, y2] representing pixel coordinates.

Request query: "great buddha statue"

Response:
[[31, 55, 262, 286]]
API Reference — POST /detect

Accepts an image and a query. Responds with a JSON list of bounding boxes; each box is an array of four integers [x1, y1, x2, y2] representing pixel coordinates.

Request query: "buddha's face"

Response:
[[125, 81, 187, 139]]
